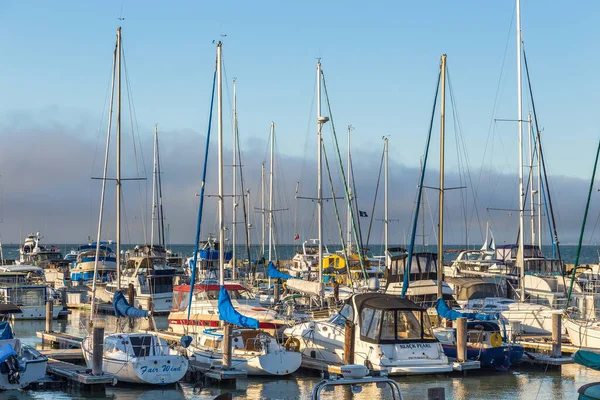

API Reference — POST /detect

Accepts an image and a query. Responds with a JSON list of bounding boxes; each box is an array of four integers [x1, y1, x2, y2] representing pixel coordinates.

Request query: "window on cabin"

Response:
[[366, 309, 382, 341], [381, 311, 395, 340], [360, 307, 374, 336]]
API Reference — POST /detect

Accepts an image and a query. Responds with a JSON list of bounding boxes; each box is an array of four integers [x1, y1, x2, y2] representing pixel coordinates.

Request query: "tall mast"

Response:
[[516, 0, 525, 300], [384, 137, 389, 269], [421, 158, 425, 251], [528, 113, 535, 247], [346, 125, 352, 251], [537, 129, 542, 251], [116, 26, 122, 290], [268, 122, 275, 264], [232, 79, 237, 280], [437, 54, 446, 303], [217, 41, 224, 287], [91, 28, 118, 315], [261, 163, 265, 258], [316, 60, 325, 298], [151, 124, 158, 250]]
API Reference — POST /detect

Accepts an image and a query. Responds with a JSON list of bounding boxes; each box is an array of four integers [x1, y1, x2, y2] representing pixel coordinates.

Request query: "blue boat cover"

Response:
[[113, 290, 149, 319], [435, 298, 496, 321], [180, 335, 193, 348], [0, 343, 16, 363], [0, 322, 13, 340], [575, 350, 600, 371], [218, 286, 259, 328], [267, 262, 294, 280]]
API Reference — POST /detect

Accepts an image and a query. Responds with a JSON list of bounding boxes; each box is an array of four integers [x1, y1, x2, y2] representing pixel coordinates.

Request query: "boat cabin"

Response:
[[104, 333, 169, 358]]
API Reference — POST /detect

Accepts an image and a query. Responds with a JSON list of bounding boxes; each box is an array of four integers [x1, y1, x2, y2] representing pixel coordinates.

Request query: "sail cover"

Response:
[[218, 286, 259, 328], [435, 298, 496, 321], [0, 322, 13, 340], [268, 261, 294, 280], [113, 290, 149, 319], [575, 350, 600, 371]]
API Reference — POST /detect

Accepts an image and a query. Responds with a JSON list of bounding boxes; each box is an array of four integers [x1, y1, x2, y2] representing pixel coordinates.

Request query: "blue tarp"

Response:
[[113, 290, 149, 319], [0, 343, 16, 363], [267, 262, 294, 280], [435, 298, 496, 321], [575, 350, 600, 371], [0, 322, 13, 340], [218, 286, 259, 328]]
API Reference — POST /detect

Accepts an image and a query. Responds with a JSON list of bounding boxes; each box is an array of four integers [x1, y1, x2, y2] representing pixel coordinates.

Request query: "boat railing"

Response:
[[311, 375, 403, 400]]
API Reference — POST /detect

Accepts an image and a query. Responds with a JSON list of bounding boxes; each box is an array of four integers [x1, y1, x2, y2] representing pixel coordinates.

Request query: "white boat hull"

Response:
[[564, 318, 600, 348], [11, 305, 61, 320]]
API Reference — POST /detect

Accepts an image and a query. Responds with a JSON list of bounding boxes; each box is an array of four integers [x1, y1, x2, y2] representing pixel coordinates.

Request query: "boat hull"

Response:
[[441, 344, 523, 370], [189, 347, 301, 376], [565, 318, 600, 348]]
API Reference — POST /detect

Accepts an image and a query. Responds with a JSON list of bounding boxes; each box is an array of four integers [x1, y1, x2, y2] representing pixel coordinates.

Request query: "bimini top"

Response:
[[353, 293, 424, 312]]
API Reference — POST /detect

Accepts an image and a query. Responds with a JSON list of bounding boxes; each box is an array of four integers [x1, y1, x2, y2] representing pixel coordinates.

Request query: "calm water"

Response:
[[4, 310, 600, 399]]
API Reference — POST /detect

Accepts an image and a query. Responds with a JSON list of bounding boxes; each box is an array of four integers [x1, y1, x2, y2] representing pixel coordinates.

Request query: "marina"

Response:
[[2, 1, 600, 399]]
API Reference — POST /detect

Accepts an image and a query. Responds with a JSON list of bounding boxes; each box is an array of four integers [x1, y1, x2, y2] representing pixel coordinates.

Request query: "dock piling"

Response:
[[552, 313, 562, 358], [456, 317, 467, 363], [92, 322, 104, 376], [344, 320, 355, 365], [428, 387, 446, 400], [222, 323, 232, 369], [46, 300, 53, 332]]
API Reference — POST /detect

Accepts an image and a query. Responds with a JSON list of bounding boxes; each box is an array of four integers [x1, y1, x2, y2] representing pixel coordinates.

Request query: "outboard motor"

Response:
[[2, 354, 20, 384]]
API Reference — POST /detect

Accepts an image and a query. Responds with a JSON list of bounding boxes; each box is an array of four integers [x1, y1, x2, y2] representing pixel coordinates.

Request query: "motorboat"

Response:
[[287, 239, 329, 278], [0, 321, 48, 390], [187, 328, 301, 376], [17, 232, 62, 267], [284, 293, 453, 375], [69, 242, 117, 284], [0, 269, 60, 320], [99, 256, 177, 313]]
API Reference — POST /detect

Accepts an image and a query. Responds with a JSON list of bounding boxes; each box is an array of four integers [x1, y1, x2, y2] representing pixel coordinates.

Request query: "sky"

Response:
[[0, 1, 599, 247]]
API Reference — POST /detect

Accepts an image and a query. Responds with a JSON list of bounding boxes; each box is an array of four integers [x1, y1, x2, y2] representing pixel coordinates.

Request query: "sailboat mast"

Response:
[[217, 41, 224, 287], [268, 122, 274, 264], [537, 128, 542, 250], [516, 0, 525, 300], [317, 60, 324, 297], [151, 124, 158, 250], [91, 28, 118, 315], [232, 80, 237, 280], [116, 26, 122, 291], [346, 125, 352, 251], [437, 54, 446, 302], [528, 114, 535, 247], [261, 163, 265, 258], [384, 137, 389, 269]]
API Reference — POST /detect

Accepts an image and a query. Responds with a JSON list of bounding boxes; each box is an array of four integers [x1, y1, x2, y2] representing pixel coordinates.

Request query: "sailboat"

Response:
[[81, 27, 188, 385], [179, 42, 299, 376]]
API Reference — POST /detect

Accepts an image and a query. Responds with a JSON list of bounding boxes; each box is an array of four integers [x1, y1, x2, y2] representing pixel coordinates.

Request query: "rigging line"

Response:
[[235, 117, 253, 273], [350, 153, 365, 253], [401, 68, 441, 298], [365, 144, 385, 249], [121, 40, 148, 245], [156, 130, 166, 249], [476, 2, 516, 191], [522, 43, 563, 265], [321, 70, 367, 282]]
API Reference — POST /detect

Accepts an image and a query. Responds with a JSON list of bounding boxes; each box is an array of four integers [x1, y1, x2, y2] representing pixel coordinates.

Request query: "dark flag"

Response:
[[359, 211, 368, 218]]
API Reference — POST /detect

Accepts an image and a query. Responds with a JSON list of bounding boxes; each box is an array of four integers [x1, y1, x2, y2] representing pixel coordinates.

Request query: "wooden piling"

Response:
[[428, 387, 446, 400], [222, 323, 232, 369], [273, 283, 280, 303], [344, 320, 355, 365], [147, 297, 154, 331], [46, 300, 53, 333], [92, 322, 104, 376], [60, 287, 67, 308], [552, 313, 562, 358], [128, 283, 135, 306], [456, 317, 467, 363]]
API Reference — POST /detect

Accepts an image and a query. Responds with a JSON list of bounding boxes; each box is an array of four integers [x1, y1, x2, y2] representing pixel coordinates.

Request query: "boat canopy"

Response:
[[446, 277, 504, 301], [385, 252, 439, 284], [574, 350, 600, 371]]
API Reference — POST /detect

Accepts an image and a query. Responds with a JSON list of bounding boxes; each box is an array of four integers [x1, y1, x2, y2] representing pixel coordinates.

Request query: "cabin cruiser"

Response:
[[17, 232, 62, 267], [187, 328, 301, 376], [99, 256, 176, 313], [446, 277, 507, 309], [444, 249, 512, 278], [284, 293, 452, 375], [69, 243, 117, 284], [287, 239, 330, 278], [0, 269, 60, 320], [168, 282, 287, 335], [0, 320, 48, 390], [185, 236, 232, 272]]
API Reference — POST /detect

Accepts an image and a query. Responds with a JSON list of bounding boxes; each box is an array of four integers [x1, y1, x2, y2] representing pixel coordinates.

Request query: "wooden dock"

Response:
[[43, 358, 115, 393], [521, 352, 574, 366], [37, 331, 83, 348], [188, 359, 246, 383], [39, 348, 85, 362], [451, 359, 481, 371]]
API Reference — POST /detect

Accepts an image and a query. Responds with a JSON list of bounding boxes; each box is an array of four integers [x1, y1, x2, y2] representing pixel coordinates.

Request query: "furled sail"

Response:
[[267, 261, 294, 280], [113, 290, 149, 319], [217, 286, 259, 328]]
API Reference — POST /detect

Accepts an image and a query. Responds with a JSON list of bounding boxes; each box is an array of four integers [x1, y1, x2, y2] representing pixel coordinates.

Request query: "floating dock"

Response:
[[37, 331, 83, 348], [46, 358, 115, 391]]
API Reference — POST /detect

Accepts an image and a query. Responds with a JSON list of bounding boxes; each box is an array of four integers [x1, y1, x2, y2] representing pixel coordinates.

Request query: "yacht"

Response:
[[288, 239, 330, 278], [17, 232, 62, 267], [0, 269, 60, 320], [99, 256, 176, 313], [69, 242, 117, 284], [284, 293, 453, 375]]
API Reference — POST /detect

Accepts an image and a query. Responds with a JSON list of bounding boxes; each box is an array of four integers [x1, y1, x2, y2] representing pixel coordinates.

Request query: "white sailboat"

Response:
[[82, 27, 188, 385]]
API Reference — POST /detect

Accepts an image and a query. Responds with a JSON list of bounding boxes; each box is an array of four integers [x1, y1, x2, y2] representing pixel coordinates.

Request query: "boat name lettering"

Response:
[[140, 365, 183, 375], [397, 343, 432, 349]]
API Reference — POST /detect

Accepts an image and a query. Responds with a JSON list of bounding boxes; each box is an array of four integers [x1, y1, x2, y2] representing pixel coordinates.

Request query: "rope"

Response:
[[365, 145, 385, 249]]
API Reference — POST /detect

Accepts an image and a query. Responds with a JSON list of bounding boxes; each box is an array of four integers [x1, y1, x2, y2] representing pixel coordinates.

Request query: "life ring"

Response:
[[282, 281, 287, 291], [285, 337, 300, 352], [490, 332, 503, 347]]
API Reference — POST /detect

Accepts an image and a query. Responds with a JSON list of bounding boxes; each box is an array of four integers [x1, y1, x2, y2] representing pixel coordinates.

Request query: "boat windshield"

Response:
[[360, 307, 435, 344], [195, 288, 254, 301]]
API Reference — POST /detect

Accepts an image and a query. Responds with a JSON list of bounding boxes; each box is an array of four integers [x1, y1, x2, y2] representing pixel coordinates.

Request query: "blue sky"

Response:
[[0, 1, 599, 244]]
